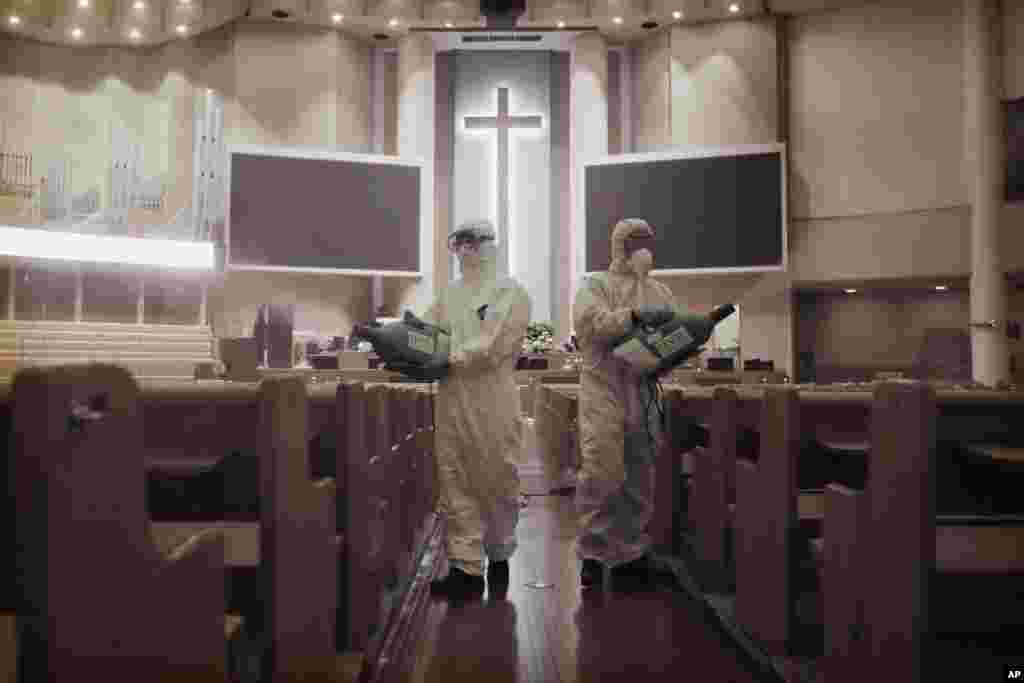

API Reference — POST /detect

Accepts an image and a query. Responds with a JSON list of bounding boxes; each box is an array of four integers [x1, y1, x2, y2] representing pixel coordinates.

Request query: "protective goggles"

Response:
[[447, 233, 494, 252]]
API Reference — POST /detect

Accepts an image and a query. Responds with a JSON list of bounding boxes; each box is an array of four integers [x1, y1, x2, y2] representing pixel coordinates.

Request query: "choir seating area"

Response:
[[0, 320, 217, 382]]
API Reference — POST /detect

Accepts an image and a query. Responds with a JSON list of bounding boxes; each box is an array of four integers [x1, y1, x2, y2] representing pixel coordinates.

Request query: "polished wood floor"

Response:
[[406, 494, 771, 683]]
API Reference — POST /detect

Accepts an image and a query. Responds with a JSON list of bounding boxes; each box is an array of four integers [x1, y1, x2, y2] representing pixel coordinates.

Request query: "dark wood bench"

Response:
[[818, 382, 1024, 682], [533, 385, 580, 494], [10, 364, 230, 681]]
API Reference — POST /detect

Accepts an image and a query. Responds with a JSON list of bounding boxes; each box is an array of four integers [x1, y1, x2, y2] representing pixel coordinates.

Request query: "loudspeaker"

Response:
[[480, 0, 525, 28]]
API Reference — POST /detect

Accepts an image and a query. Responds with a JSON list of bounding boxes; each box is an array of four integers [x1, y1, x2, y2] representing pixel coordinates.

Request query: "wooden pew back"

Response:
[[864, 381, 936, 680], [11, 363, 227, 681], [258, 377, 339, 680], [734, 387, 801, 653]]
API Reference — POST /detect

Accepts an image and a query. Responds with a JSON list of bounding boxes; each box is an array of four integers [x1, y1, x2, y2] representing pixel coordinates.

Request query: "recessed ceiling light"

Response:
[[935, 285, 948, 291], [388, 17, 399, 27], [556, 20, 565, 28], [844, 288, 858, 294], [78, 0, 89, 8], [612, 16, 623, 24], [672, 10, 683, 19], [8, 15, 21, 26], [133, 1, 146, 9], [176, 24, 188, 34], [129, 28, 141, 39], [71, 27, 83, 39], [332, 13, 343, 23], [444, 21, 453, 28], [728, 2, 741, 13]]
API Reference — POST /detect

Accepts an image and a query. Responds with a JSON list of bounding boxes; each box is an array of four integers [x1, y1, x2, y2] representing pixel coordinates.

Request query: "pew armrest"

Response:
[[963, 444, 1024, 464], [158, 526, 224, 568], [798, 490, 825, 520], [936, 524, 1024, 574], [152, 522, 259, 568]]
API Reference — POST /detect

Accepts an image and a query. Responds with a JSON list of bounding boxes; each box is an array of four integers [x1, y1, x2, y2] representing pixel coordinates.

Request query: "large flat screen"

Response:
[[227, 147, 424, 275], [582, 144, 786, 275]]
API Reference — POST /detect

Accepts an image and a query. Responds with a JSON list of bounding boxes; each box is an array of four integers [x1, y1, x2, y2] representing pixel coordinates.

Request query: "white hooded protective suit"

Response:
[[420, 222, 532, 577], [572, 218, 677, 568]]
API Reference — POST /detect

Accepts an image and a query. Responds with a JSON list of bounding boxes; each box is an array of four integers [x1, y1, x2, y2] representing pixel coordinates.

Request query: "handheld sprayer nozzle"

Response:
[[709, 304, 737, 324]]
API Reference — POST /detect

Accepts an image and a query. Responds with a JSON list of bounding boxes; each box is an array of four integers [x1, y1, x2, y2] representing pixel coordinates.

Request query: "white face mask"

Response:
[[628, 248, 653, 276], [455, 242, 483, 268]]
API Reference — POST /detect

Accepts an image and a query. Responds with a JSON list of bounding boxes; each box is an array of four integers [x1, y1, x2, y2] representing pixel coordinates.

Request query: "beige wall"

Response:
[[669, 18, 779, 147], [788, 0, 967, 219], [629, 0, 1024, 374], [1005, 0, 1024, 99], [0, 21, 374, 341], [786, 0, 1024, 283], [798, 287, 1024, 371], [631, 30, 671, 151]]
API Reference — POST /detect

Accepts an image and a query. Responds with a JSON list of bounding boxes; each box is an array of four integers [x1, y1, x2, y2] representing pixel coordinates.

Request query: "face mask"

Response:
[[629, 248, 653, 276], [455, 242, 483, 268]]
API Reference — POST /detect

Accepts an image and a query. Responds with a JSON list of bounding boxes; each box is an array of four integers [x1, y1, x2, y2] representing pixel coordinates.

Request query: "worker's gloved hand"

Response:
[[385, 353, 450, 382], [632, 305, 674, 328]]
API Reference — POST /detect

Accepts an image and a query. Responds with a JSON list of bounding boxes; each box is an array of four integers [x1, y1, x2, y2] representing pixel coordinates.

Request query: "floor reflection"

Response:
[[410, 496, 764, 683]]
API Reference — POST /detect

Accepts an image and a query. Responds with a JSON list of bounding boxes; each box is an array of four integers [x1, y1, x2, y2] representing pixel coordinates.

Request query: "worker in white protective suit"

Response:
[[387, 219, 532, 599], [572, 217, 679, 590]]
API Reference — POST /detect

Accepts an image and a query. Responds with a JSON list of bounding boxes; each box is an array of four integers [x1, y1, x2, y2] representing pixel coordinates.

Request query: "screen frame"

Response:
[[225, 144, 428, 277], [577, 142, 788, 278]]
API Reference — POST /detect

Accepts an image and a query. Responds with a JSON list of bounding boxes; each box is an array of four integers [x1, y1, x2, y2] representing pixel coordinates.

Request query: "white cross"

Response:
[[464, 87, 543, 273]]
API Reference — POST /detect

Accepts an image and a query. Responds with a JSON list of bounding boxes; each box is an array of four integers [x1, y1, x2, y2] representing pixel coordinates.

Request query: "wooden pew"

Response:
[[686, 387, 764, 586], [520, 373, 576, 419], [1, 373, 442, 680], [533, 385, 580, 493], [820, 382, 1024, 683], [357, 384, 445, 683], [731, 387, 846, 656], [338, 381, 440, 660], [10, 364, 228, 682], [145, 376, 340, 681], [257, 377, 339, 680], [653, 390, 686, 554], [336, 381, 382, 654]]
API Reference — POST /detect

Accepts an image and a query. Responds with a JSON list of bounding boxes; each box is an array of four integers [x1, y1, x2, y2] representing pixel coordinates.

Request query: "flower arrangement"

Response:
[[523, 321, 555, 354]]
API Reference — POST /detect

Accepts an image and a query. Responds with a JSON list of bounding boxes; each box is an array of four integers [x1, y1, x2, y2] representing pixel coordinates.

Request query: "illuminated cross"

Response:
[[464, 87, 543, 273]]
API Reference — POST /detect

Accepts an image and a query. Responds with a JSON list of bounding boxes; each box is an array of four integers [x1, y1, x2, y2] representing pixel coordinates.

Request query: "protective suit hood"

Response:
[[609, 218, 654, 276], [450, 219, 499, 285]]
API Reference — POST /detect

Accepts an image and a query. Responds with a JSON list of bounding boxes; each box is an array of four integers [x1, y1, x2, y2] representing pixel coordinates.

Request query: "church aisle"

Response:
[[406, 495, 771, 683]]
